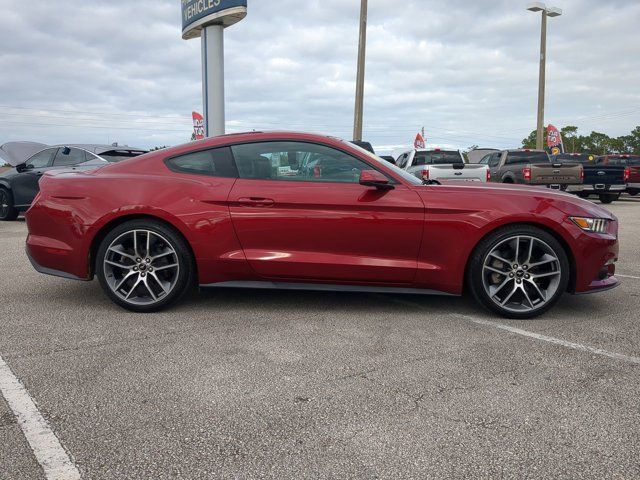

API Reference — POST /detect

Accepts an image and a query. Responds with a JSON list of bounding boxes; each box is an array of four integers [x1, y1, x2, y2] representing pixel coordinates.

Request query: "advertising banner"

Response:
[[547, 124, 564, 155], [192, 111, 205, 140]]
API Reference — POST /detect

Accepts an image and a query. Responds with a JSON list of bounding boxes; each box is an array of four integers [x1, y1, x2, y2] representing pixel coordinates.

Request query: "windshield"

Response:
[[346, 142, 423, 185], [415, 151, 463, 165], [99, 150, 147, 163]]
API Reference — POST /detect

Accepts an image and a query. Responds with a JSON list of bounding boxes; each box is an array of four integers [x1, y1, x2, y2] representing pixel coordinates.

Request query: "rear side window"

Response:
[[414, 151, 463, 165], [554, 154, 596, 164], [488, 153, 501, 168], [166, 147, 237, 178], [53, 147, 87, 166], [506, 151, 550, 164]]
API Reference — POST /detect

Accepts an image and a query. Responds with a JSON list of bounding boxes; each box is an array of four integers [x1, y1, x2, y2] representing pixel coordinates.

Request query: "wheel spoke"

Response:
[[490, 277, 512, 297], [532, 271, 561, 279], [149, 272, 168, 295], [529, 256, 557, 268], [513, 237, 520, 264], [133, 230, 139, 257], [527, 279, 546, 302], [125, 276, 143, 300], [146, 231, 151, 258], [108, 246, 137, 262], [500, 285, 518, 306], [151, 250, 175, 262], [526, 238, 535, 264], [114, 271, 137, 291], [105, 259, 133, 269], [153, 263, 178, 272], [142, 277, 157, 301], [521, 286, 535, 309]]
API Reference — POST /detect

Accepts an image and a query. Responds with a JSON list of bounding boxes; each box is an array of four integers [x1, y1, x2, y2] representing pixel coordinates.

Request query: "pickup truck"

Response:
[[482, 149, 583, 190], [596, 154, 640, 196], [395, 148, 490, 183], [551, 153, 628, 204]]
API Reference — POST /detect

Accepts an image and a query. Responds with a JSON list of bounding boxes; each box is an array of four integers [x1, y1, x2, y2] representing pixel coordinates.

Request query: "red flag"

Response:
[[414, 133, 426, 149], [192, 111, 205, 140], [546, 124, 564, 154]]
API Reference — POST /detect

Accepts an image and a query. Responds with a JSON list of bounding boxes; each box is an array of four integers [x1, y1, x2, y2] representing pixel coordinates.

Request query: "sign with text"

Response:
[[192, 111, 205, 140], [547, 124, 564, 154], [182, 0, 247, 38]]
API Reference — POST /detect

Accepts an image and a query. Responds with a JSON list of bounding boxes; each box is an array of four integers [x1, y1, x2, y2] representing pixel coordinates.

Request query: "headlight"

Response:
[[569, 217, 609, 234]]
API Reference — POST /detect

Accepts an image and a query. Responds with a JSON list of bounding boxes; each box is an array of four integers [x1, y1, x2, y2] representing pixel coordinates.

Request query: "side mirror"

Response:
[[359, 170, 394, 190], [15, 163, 29, 173]]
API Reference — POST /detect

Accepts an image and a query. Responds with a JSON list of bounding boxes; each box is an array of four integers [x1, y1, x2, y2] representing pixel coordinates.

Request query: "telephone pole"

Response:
[[353, 0, 368, 142]]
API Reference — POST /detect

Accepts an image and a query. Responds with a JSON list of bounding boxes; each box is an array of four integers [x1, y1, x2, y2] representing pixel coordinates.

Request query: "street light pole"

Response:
[[527, 3, 562, 150], [353, 0, 368, 142]]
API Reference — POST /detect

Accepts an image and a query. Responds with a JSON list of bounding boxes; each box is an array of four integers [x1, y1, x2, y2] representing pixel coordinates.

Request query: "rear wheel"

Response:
[[577, 192, 590, 198], [628, 190, 638, 196], [467, 225, 570, 319], [599, 193, 619, 204], [96, 220, 195, 312], [0, 188, 19, 221]]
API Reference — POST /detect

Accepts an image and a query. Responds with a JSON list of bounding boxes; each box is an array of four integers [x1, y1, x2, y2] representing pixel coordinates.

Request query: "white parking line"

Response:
[[458, 315, 640, 366], [617, 274, 640, 280], [0, 354, 81, 480]]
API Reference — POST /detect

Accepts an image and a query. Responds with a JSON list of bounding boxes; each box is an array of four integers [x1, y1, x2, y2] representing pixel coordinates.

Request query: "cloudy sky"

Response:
[[0, 0, 638, 153]]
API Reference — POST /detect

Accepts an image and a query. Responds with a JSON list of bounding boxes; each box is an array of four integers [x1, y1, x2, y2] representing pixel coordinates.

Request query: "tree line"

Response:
[[522, 126, 640, 155]]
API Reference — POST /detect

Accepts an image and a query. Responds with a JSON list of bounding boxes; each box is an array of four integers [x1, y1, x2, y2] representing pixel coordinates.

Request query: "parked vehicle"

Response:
[[467, 148, 499, 164], [0, 144, 147, 221], [482, 149, 583, 190], [596, 154, 640, 196], [26, 132, 619, 319], [396, 148, 490, 183], [551, 153, 628, 204]]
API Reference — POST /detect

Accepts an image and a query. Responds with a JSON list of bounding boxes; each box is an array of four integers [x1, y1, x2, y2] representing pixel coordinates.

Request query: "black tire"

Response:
[[577, 192, 590, 199], [0, 188, 19, 221], [599, 193, 619, 204], [467, 225, 570, 320], [628, 190, 638, 196], [96, 219, 195, 312]]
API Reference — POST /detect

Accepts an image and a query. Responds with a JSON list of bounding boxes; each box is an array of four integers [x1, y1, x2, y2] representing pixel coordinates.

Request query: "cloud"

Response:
[[0, 0, 638, 153]]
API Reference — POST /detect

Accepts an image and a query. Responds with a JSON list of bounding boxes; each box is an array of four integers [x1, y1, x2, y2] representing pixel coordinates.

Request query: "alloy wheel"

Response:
[[103, 229, 180, 306], [0, 190, 8, 218], [481, 235, 562, 314]]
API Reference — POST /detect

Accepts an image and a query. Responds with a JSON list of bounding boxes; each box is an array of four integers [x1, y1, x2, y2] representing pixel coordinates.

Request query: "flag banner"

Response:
[[414, 133, 426, 149], [192, 112, 205, 140], [547, 124, 564, 155]]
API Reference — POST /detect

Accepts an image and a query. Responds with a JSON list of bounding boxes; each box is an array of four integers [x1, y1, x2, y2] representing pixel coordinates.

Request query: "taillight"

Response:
[[624, 167, 630, 182], [421, 169, 429, 180], [486, 169, 491, 182], [313, 165, 322, 178], [523, 167, 532, 181], [580, 168, 584, 182]]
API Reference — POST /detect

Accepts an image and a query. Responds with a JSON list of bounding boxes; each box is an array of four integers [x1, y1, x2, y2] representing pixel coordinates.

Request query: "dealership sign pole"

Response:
[[181, 1, 247, 137]]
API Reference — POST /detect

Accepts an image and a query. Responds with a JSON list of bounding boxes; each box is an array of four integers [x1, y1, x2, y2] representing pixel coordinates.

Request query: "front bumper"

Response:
[[571, 226, 620, 295]]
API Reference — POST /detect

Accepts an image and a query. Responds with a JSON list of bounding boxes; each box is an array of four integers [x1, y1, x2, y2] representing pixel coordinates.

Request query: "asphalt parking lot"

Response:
[[1, 197, 639, 479]]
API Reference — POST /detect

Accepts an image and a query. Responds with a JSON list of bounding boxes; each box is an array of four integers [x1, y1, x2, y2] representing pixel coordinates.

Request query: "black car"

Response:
[[0, 144, 147, 221]]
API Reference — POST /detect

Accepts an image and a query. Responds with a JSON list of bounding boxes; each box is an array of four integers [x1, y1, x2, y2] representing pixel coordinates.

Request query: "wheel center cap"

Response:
[[139, 264, 147, 271], [516, 270, 525, 277]]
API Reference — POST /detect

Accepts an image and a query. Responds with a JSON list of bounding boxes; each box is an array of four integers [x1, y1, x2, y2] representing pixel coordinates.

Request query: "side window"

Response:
[[26, 149, 57, 168], [478, 155, 490, 165], [489, 153, 501, 168], [231, 141, 376, 184], [166, 147, 237, 178], [53, 147, 87, 167]]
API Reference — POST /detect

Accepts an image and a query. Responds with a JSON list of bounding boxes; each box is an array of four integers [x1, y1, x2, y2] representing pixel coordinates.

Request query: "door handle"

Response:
[[237, 197, 275, 207]]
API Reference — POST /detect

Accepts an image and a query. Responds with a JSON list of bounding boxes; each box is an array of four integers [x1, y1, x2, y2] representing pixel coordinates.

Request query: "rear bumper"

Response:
[[581, 184, 626, 193], [627, 183, 640, 189], [26, 248, 87, 281]]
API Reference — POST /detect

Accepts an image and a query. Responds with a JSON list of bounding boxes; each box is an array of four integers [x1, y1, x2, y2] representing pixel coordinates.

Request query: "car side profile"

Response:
[[26, 132, 619, 319], [0, 144, 148, 221]]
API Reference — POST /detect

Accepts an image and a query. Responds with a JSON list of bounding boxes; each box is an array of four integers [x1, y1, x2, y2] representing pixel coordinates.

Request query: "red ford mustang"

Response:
[[25, 132, 619, 318]]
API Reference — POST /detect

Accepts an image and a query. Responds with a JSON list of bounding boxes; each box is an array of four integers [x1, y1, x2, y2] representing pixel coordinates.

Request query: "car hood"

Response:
[[0, 142, 48, 166], [429, 181, 616, 220], [0, 167, 18, 180]]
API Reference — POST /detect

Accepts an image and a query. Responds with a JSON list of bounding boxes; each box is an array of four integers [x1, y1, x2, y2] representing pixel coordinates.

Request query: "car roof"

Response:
[[502, 149, 547, 153], [50, 144, 148, 154]]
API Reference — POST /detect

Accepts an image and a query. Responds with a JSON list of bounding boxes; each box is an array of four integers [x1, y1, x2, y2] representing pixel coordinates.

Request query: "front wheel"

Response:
[[0, 188, 19, 221], [467, 226, 570, 319], [627, 190, 638, 196], [96, 220, 195, 312], [599, 193, 619, 204]]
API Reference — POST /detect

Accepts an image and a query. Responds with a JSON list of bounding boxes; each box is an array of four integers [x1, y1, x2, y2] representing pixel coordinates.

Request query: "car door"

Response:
[[487, 153, 501, 182], [11, 148, 58, 206], [227, 140, 425, 284]]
